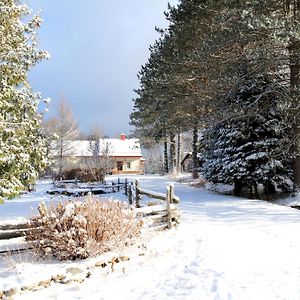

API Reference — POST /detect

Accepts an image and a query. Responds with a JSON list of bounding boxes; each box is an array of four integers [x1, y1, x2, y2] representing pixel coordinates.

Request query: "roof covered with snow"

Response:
[[51, 138, 143, 158]]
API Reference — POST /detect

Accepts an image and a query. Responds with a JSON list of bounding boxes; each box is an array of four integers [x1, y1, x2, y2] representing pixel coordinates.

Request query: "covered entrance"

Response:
[[117, 161, 123, 171]]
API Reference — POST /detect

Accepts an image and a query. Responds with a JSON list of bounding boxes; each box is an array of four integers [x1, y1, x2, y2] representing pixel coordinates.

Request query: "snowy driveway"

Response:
[[2, 175, 300, 300]]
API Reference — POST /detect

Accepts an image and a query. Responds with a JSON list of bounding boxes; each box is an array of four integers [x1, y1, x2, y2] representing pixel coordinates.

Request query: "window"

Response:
[[126, 161, 131, 169]]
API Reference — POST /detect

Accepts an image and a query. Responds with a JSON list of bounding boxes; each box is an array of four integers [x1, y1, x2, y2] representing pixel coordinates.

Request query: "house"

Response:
[[50, 134, 145, 175], [181, 152, 202, 173], [181, 152, 193, 172]]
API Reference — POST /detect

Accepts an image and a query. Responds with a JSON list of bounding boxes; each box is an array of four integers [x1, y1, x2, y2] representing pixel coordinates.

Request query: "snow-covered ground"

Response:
[[2, 175, 300, 299], [0, 178, 129, 223]]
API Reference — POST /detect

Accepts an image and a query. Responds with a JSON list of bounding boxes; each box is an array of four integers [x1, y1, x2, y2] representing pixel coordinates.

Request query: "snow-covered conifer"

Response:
[[0, 0, 49, 198], [201, 77, 293, 197]]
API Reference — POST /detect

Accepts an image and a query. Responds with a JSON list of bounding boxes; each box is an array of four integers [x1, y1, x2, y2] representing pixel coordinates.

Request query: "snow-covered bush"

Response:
[[25, 197, 142, 260]]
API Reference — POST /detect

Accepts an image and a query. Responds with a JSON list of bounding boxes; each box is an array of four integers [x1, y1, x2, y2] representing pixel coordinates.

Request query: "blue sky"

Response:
[[28, 0, 178, 137]]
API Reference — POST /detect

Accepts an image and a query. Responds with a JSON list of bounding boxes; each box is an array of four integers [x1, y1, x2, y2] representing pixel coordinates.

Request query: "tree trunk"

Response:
[[288, 1, 300, 186], [192, 125, 199, 179], [164, 137, 169, 174], [292, 121, 300, 186], [234, 180, 242, 196], [249, 183, 253, 198], [176, 132, 182, 173], [59, 145, 63, 178], [289, 39, 300, 186], [264, 181, 276, 197], [253, 182, 259, 199], [169, 133, 176, 173]]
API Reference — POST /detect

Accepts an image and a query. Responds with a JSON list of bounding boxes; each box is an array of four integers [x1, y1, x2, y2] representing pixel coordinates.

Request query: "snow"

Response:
[[0, 180, 57, 223], [0, 237, 27, 253], [138, 187, 167, 198], [50, 138, 143, 157], [136, 203, 176, 215], [0, 179, 128, 223], [106, 138, 143, 157], [1, 175, 300, 299], [275, 192, 300, 207]]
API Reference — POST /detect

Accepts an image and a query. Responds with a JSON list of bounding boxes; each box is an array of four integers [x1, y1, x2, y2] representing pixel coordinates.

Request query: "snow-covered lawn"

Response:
[[0, 178, 129, 223], [1, 175, 300, 299]]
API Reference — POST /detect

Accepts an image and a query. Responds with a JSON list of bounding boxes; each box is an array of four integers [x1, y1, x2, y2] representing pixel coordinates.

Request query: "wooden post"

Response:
[[166, 186, 172, 229], [124, 178, 128, 196], [112, 181, 115, 193], [128, 185, 133, 205], [135, 179, 140, 208], [117, 178, 120, 192]]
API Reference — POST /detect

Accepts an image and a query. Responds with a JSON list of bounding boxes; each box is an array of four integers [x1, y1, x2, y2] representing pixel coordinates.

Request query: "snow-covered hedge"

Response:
[[25, 197, 142, 260]]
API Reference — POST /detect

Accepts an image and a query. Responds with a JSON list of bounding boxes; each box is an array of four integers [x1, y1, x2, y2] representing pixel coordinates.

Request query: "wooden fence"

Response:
[[0, 223, 30, 255], [0, 179, 180, 255], [0, 223, 30, 240], [127, 180, 180, 230], [48, 178, 129, 196]]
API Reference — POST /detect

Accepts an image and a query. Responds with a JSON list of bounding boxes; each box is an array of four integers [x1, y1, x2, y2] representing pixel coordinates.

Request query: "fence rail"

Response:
[[0, 223, 30, 255], [48, 178, 129, 196], [0, 223, 29, 240], [127, 180, 180, 230], [138, 188, 180, 204]]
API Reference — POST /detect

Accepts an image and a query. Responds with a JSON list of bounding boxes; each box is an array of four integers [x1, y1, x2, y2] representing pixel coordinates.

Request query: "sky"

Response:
[[28, 0, 178, 137]]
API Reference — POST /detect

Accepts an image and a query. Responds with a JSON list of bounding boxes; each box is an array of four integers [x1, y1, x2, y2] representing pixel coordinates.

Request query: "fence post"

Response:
[[135, 179, 140, 208], [117, 178, 120, 192], [124, 178, 128, 196], [112, 181, 115, 192], [166, 185, 172, 229], [128, 185, 133, 205]]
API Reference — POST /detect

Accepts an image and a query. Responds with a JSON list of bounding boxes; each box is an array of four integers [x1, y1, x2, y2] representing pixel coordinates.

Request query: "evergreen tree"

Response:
[[241, 0, 300, 185], [0, 0, 49, 199], [201, 77, 293, 197], [131, 0, 299, 191], [131, 3, 216, 176]]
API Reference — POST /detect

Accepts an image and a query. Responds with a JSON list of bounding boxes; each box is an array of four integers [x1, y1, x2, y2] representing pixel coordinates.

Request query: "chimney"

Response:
[[120, 133, 126, 141]]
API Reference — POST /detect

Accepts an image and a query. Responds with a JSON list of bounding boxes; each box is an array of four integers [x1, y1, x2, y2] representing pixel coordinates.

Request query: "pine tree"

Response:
[[0, 0, 49, 199], [131, 2, 216, 175], [207, 0, 300, 186], [201, 77, 293, 198], [131, 0, 300, 189]]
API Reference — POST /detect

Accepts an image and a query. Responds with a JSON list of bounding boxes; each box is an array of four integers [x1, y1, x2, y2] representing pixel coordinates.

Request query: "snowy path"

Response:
[[2, 175, 300, 299], [133, 176, 300, 300]]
